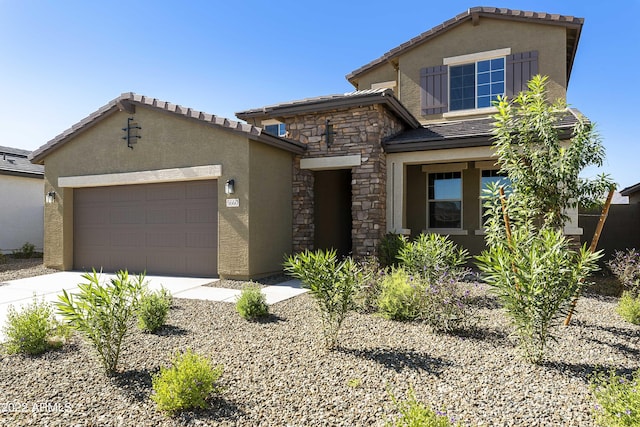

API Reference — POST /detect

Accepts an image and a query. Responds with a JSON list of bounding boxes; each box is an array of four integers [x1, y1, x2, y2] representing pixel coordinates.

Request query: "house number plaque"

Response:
[[226, 198, 240, 208]]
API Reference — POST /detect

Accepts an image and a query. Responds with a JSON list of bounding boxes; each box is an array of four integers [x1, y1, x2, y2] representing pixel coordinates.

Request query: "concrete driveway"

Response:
[[0, 271, 306, 342]]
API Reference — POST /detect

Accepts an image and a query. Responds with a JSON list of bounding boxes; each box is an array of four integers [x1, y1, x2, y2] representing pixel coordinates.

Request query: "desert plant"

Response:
[[12, 242, 35, 259], [608, 249, 640, 297], [137, 287, 172, 332], [353, 256, 384, 314], [379, 233, 407, 268], [616, 292, 640, 325], [284, 249, 362, 349], [3, 296, 69, 355], [590, 368, 640, 426], [477, 226, 601, 363], [152, 348, 223, 414], [56, 270, 145, 375], [235, 284, 269, 320], [397, 233, 468, 284], [378, 267, 473, 332], [387, 387, 460, 427]]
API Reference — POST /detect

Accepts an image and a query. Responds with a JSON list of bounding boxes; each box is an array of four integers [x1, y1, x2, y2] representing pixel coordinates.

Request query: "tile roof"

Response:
[[0, 145, 44, 178], [383, 108, 585, 153], [346, 6, 583, 85], [235, 88, 421, 128], [30, 93, 305, 163]]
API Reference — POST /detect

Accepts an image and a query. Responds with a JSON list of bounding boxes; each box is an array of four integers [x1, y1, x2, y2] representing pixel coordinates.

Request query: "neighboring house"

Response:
[[0, 145, 44, 253], [30, 7, 588, 278], [621, 183, 640, 204]]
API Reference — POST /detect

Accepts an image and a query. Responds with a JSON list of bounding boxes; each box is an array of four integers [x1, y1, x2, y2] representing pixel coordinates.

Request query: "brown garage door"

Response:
[[74, 180, 218, 277]]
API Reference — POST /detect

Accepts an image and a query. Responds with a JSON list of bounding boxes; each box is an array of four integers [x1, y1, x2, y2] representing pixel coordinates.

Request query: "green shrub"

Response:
[[3, 296, 69, 355], [387, 387, 459, 427], [56, 270, 145, 375], [12, 242, 35, 259], [284, 249, 362, 349], [137, 287, 172, 332], [152, 349, 223, 414], [235, 284, 269, 320], [617, 292, 640, 325], [590, 368, 640, 426], [608, 249, 640, 297], [379, 233, 407, 268], [378, 267, 473, 332], [477, 227, 601, 363], [353, 256, 384, 314], [378, 268, 422, 321], [397, 233, 468, 283]]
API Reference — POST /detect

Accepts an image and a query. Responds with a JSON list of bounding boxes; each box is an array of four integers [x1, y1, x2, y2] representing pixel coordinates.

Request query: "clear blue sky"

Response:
[[1, 1, 638, 188]]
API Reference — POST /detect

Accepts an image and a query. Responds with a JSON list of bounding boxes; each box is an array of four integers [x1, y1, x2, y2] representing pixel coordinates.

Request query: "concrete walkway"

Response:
[[0, 272, 307, 342]]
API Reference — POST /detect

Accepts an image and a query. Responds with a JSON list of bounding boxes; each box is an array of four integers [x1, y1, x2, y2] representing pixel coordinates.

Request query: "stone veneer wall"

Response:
[[286, 104, 405, 257]]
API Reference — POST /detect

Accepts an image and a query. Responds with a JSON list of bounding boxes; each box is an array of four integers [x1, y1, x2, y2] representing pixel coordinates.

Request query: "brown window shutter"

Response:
[[506, 51, 539, 97], [421, 65, 448, 115]]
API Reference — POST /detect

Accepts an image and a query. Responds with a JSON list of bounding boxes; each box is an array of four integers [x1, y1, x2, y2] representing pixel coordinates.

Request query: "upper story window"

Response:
[[264, 122, 286, 137], [421, 49, 538, 116], [450, 58, 505, 111]]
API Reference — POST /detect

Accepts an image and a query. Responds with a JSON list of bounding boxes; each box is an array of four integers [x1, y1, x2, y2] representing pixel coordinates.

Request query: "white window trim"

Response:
[[445, 48, 508, 115], [476, 167, 510, 235], [262, 120, 287, 137], [443, 48, 511, 66], [423, 165, 466, 232], [371, 80, 397, 90]]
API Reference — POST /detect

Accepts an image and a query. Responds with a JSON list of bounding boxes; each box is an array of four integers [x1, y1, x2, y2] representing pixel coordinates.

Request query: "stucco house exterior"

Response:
[[30, 7, 588, 278], [0, 145, 44, 253]]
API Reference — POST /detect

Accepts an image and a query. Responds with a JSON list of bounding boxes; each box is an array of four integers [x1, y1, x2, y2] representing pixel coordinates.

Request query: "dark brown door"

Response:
[[74, 180, 218, 277], [313, 169, 352, 257]]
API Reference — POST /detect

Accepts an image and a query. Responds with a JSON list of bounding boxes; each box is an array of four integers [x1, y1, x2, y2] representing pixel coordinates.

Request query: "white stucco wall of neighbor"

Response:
[[0, 175, 44, 253]]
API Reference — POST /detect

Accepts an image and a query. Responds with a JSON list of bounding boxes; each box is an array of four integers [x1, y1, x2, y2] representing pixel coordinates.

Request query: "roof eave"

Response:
[[249, 133, 306, 155], [0, 169, 44, 179]]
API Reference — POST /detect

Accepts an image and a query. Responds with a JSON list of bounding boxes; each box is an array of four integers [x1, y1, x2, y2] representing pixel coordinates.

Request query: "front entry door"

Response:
[[313, 169, 352, 257]]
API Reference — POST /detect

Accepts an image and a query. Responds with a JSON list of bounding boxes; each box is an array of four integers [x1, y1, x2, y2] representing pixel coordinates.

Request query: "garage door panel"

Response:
[[74, 180, 217, 277]]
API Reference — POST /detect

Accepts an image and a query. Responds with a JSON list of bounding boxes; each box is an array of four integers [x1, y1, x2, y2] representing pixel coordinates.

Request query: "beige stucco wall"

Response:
[[357, 18, 568, 122], [248, 140, 292, 277], [40, 106, 290, 278], [353, 62, 397, 92]]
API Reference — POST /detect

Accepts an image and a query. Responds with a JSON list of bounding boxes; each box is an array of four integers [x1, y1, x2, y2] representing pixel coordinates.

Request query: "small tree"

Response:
[[477, 75, 610, 363]]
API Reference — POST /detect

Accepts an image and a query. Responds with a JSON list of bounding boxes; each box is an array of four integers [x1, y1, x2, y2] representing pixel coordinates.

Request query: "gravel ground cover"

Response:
[[0, 258, 57, 284], [0, 266, 638, 426]]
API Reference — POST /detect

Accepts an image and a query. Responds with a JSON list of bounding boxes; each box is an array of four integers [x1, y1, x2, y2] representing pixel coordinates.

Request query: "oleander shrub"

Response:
[[235, 284, 269, 320], [137, 287, 172, 332], [3, 296, 69, 355], [397, 233, 468, 283], [379, 233, 407, 268], [56, 270, 145, 375], [284, 249, 362, 349], [387, 387, 460, 427], [590, 368, 640, 426], [608, 249, 640, 297], [616, 292, 640, 325], [152, 349, 224, 414], [477, 226, 601, 363], [12, 242, 35, 259]]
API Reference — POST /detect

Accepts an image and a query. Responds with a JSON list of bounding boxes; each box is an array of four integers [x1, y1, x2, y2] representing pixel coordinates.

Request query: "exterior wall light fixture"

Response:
[[45, 190, 56, 204], [225, 179, 235, 195]]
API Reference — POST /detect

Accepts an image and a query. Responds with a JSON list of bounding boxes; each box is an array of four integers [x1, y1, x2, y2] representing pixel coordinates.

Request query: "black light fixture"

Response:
[[121, 117, 142, 149], [225, 179, 235, 195], [322, 119, 336, 147]]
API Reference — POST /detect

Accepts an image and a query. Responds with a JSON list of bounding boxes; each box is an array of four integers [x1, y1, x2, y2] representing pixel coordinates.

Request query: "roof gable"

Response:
[[346, 6, 583, 86], [30, 93, 305, 164], [236, 88, 420, 128]]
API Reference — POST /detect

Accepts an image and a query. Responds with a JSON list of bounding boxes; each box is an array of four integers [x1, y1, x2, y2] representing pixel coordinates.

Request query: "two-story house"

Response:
[[236, 6, 585, 257], [30, 7, 587, 278]]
